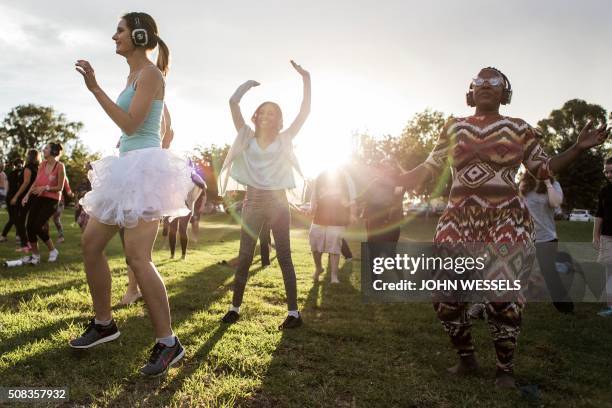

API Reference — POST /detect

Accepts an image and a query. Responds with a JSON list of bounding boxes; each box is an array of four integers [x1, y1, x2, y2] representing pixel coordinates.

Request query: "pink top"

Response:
[[34, 161, 63, 201]]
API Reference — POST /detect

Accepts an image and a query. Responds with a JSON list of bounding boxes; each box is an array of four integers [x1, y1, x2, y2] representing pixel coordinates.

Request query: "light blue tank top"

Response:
[[117, 84, 164, 153]]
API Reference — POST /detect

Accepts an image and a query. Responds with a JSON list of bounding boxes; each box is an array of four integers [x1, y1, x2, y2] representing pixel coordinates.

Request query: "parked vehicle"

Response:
[[554, 208, 569, 220], [568, 209, 593, 222]]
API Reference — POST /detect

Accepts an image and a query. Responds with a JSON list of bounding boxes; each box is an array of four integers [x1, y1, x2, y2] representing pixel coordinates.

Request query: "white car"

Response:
[[568, 209, 593, 222]]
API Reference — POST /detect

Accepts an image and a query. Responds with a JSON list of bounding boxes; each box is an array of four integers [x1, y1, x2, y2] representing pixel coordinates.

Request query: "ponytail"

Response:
[[156, 37, 170, 77]]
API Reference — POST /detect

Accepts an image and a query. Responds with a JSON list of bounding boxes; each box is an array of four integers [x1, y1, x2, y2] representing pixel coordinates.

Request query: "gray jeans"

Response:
[[232, 187, 298, 310]]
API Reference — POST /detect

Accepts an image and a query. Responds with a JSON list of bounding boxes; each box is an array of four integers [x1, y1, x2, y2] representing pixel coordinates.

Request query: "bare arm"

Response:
[[161, 104, 174, 149], [545, 180, 563, 208], [47, 164, 66, 193], [76, 61, 163, 135], [594, 217, 603, 249], [397, 163, 434, 191], [229, 80, 260, 132], [11, 168, 32, 204], [284, 60, 311, 138], [549, 121, 609, 174]]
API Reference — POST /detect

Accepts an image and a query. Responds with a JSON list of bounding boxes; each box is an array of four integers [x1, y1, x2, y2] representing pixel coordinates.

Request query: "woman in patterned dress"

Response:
[[396, 67, 609, 388]]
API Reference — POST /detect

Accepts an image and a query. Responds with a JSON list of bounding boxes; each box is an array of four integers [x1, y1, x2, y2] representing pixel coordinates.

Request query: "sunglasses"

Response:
[[471, 77, 504, 87]]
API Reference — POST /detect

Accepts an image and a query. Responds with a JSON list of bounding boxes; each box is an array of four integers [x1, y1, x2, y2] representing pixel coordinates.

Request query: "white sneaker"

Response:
[[30, 254, 41, 265], [20, 255, 33, 264], [48, 249, 59, 262]]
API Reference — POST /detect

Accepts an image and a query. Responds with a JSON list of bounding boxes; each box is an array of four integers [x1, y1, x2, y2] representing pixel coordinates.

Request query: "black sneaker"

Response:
[[221, 310, 240, 324], [139, 337, 185, 377], [69, 319, 121, 349], [279, 313, 303, 330]]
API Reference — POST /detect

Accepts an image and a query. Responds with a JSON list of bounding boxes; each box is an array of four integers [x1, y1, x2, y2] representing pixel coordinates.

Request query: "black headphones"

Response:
[[466, 67, 513, 107], [131, 16, 149, 47]]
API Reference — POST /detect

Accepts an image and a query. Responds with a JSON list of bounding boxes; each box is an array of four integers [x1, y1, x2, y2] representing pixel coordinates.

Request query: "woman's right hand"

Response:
[[75, 60, 101, 93], [21, 195, 29, 206], [593, 236, 601, 251], [230, 80, 260, 104], [10, 196, 17, 206]]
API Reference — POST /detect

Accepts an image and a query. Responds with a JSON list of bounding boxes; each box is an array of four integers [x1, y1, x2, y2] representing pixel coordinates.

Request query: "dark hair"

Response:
[[519, 171, 555, 195], [122, 12, 170, 76], [252, 101, 284, 132], [605, 157, 612, 166], [25, 149, 40, 167], [12, 158, 24, 167], [49, 141, 63, 157]]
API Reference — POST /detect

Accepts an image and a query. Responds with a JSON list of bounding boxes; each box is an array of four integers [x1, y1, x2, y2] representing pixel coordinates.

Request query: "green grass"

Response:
[[0, 212, 611, 407]]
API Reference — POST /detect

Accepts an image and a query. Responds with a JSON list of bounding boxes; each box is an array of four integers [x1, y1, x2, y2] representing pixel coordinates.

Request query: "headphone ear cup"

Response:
[[502, 89, 513, 105], [466, 91, 475, 107], [131, 29, 148, 47]]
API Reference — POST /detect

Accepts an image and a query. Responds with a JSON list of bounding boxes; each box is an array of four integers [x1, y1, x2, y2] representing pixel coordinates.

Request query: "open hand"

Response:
[[75, 60, 100, 93], [576, 120, 610, 150], [290, 60, 309, 77]]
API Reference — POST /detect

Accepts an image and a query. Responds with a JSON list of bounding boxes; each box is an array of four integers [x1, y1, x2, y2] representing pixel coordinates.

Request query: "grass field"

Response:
[[0, 211, 611, 407]]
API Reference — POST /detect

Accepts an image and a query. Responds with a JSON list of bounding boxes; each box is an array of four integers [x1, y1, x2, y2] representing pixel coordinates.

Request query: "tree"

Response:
[[0, 104, 83, 163], [63, 141, 100, 199], [537, 99, 608, 211], [353, 109, 450, 201]]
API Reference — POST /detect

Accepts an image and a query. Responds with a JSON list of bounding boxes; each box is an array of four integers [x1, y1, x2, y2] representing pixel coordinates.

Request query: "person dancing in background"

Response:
[[21, 142, 66, 264], [395, 67, 608, 388], [309, 168, 357, 283], [1, 158, 24, 243], [218, 60, 311, 329], [12, 150, 39, 252], [593, 157, 612, 317], [69, 12, 194, 377], [519, 171, 573, 313], [0, 162, 7, 207]]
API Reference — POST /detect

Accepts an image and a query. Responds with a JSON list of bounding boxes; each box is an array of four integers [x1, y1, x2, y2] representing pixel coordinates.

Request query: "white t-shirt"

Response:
[[229, 128, 296, 190], [524, 181, 563, 242]]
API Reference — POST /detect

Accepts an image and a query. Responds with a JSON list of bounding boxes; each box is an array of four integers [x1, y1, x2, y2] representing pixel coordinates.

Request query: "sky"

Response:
[[1, 0, 611, 177]]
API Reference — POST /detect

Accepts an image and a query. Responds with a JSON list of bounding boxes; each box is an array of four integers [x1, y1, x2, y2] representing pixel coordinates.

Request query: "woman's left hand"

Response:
[[31, 186, 45, 195], [576, 120, 610, 150], [290, 60, 310, 78]]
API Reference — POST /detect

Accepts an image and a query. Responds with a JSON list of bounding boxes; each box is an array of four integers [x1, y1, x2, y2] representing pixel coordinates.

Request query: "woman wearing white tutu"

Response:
[[69, 12, 192, 377]]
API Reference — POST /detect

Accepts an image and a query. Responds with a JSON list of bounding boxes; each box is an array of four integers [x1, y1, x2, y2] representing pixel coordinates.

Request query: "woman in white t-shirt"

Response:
[[218, 60, 311, 329], [520, 171, 573, 313]]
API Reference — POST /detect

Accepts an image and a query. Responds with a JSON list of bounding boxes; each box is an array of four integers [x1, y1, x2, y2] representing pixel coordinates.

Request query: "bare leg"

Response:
[[330, 253, 340, 283], [178, 214, 191, 259], [124, 219, 173, 338], [312, 251, 324, 281], [81, 218, 119, 321], [120, 265, 142, 306]]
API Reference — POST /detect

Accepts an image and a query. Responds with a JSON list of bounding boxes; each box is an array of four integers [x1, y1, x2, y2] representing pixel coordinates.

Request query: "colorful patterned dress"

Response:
[[424, 115, 551, 373]]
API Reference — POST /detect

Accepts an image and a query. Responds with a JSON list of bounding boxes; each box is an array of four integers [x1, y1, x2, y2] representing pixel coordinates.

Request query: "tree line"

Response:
[[1, 99, 609, 211]]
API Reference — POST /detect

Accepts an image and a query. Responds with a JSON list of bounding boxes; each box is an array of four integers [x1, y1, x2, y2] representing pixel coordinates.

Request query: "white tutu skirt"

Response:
[[81, 147, 195, 228]]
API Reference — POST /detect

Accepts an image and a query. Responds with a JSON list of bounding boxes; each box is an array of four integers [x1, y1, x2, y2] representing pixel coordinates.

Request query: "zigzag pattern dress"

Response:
[[425, 115, 551, 373]]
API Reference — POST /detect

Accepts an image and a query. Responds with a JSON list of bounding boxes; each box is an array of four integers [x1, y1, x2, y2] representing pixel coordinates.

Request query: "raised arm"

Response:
[[75, 61, 163, 135], [284, 60, 311, 137], [229, 80, 260, 132], [548, 121, 609, 174], [161, 103, 174, 149]]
